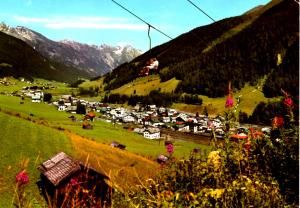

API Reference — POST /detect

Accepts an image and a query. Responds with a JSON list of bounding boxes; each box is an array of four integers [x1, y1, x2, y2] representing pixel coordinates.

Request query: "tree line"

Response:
[[102, 90, 202, 107]]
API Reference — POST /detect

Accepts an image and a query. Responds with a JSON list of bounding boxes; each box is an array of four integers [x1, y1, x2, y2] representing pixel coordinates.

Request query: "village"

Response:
[[5, 80, 271, 145]]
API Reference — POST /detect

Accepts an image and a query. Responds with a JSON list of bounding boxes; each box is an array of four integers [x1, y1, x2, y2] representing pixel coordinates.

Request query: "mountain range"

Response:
[[0, 23, 142, 80], [103, 0, 299, 98]]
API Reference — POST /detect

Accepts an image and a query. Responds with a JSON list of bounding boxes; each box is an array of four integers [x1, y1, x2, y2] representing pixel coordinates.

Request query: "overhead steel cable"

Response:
[[111, 0, 173, 40], [187, 0, 216, 22]]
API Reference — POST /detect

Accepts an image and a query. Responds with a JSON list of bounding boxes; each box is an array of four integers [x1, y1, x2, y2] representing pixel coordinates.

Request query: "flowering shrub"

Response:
[[113, 89, 298, 207]]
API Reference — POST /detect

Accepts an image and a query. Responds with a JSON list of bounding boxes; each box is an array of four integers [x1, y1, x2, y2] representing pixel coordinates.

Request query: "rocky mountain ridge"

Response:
[[0, 24, 142, 77]]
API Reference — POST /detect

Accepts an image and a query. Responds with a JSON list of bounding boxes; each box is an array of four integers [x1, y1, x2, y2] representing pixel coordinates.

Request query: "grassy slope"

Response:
[[79, 77, 105, 90], [173, 82, 279, 116], [112, 75, 180, 96], [0, 112, 73, 207], [79, 75, 180, 97], [0, 77, 78, 96], [80, 76, 276, 116], [67, 132, 158, 191], [0, 111, 160, 206]]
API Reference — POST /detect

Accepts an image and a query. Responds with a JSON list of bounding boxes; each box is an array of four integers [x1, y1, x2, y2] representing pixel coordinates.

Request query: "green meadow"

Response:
[[0, 92, 206, 206], [0, 95, 205, 159], [0, 112, 73, 207]]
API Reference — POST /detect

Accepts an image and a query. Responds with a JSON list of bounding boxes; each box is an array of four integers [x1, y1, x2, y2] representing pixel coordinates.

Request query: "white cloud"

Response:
[[13, 15, 146, 31], [14, 16, 51, 23]]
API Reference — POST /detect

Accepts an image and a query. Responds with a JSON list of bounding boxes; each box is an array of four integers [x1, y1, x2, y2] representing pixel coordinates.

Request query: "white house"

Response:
[[168, 109, 177, 116], [143, 128, 160, 139], [162, 117, 171, 123], [178, 124, 190, 132], [123, 115, 135, 123], [134, 127, 145, 134], [148, 105, 157, 111], [31, 91, 43, 103], [193, 125, 198, 133], [176, 113, 189, 122], [158, 107, 166, 113], [58, 105, 66, 111]]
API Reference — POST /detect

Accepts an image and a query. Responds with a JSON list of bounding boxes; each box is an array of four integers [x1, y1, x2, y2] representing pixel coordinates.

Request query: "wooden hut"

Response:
[[38, 152, 111, 207]]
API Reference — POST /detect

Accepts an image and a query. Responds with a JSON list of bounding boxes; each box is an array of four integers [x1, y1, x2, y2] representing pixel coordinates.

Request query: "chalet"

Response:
[[31, 91, 43, 103], [66, 106, 77, 114], [158, 107, 166, 113], [162, 116, 171, 123], [192, 125, 199, 133], [152, 122, 166, 128], [122, 115, 135, 123], [177, 124, 190, 132], [148, 104, 157, 111], [143, 128, 160, 139], [85, 111, 96, 121], [168, 109, 177, 116], [176, 113, 189, 122], [58, 105, 66, 111], [133, 127, 145, 134], [38, 152, 111, 207], [110, 141, 126, 150]]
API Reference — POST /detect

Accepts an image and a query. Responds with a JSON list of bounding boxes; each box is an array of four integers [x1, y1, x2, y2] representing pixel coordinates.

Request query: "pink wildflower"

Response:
[[166, 143, 174, 155], [16, 170, 29, 185], [69, 178, 78, 186], [225, 96, 234, 108]]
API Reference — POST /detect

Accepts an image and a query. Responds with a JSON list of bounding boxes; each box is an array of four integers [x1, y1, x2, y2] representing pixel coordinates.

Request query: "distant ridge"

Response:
[[0, 24, 142, 78]]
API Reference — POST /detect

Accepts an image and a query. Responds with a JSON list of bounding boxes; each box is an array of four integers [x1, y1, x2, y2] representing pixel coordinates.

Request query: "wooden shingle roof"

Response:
[[38, 152, 81, 186]]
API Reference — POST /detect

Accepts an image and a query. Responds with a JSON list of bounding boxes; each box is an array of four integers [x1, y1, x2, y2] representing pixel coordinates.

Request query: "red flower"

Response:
[[272, 116, 284, 128], [284, 97, 294, 108], [281, 89, 294, 108], [16, 170, 29, 185], [244, 142, 251, 151], [225, 96, 234, 108]]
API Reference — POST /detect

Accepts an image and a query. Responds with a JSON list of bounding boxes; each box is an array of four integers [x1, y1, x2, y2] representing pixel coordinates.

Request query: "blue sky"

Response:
[[0, 0, 270, 51]]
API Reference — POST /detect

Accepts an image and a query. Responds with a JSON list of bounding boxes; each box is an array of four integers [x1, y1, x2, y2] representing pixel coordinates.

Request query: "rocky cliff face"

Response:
[[0, 24, 142, 77]]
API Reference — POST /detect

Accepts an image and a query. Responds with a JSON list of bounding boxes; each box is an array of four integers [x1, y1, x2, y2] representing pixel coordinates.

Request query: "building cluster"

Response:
[[51, 95, 228, 139]]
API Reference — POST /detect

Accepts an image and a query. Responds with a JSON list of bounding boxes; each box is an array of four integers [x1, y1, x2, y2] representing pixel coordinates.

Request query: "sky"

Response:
[[0, 0, 270, 52]]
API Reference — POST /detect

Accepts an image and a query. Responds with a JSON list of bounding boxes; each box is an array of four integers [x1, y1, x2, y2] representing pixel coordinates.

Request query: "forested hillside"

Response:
[[103, 0, 298, 98], [263, 39, 299, 97]]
